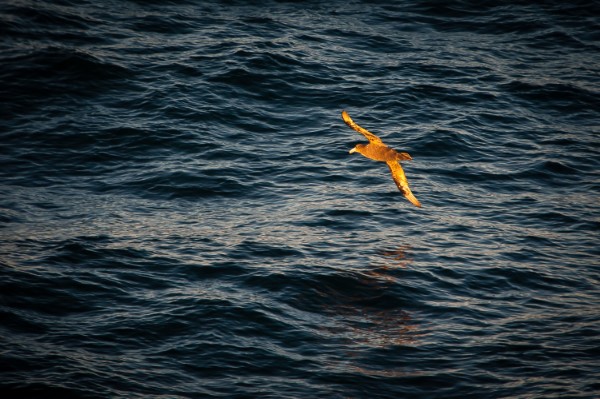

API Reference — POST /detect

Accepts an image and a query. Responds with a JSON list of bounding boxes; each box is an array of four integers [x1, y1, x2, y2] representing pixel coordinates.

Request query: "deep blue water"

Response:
[[1, 1, 600, 398]]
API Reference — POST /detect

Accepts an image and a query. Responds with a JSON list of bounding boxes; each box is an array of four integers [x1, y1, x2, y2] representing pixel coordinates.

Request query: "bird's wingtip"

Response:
[[406, 194, 422, 208], [341, 110, 350, 122]]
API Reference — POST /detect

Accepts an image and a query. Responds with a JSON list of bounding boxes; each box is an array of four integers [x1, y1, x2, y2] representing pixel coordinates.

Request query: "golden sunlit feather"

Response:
[[342, 110, 383, 144], [343, 110, 422, 208]]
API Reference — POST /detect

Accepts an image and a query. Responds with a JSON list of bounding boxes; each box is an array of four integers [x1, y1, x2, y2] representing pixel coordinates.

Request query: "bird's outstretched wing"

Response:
[[386, 161, 421, 208], [342, 111, 383, 144]]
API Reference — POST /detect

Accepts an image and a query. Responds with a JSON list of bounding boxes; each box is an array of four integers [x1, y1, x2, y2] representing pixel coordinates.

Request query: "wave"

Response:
[[1, 1, 599, 398], [3, 47, 134, 116]]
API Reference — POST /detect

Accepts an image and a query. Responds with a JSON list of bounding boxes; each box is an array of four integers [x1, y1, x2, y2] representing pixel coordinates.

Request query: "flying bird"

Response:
[[343, 110, 421, 207]]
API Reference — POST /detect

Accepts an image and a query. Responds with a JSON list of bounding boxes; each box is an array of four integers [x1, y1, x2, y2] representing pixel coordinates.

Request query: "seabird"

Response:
[[343, 110, 422, 207]]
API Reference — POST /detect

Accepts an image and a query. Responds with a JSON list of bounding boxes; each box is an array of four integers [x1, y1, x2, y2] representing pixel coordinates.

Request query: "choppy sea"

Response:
[[1, 1, 599, 398]]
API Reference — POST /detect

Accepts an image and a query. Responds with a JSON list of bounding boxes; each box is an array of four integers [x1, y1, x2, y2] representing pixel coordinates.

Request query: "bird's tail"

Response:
[[397, 152, 412, 161]]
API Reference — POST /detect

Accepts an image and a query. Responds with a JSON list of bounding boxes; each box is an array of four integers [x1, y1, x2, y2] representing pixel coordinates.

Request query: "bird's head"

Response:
[[349, 143, 366, 155]]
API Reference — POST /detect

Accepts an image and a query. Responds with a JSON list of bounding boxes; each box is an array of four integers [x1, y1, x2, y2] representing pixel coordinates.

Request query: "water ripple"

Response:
[[1, 1, 599, 398]]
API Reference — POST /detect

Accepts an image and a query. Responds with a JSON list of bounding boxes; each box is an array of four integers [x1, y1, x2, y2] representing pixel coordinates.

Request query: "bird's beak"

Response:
[[349, 148, 357, 154]]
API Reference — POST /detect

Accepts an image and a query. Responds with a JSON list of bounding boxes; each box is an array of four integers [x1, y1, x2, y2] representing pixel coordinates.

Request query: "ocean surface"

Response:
[[1, 1, 599, 398]]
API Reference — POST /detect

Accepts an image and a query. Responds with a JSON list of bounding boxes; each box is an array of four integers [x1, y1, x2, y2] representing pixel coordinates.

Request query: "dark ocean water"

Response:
[[1, 1, 599, 398]]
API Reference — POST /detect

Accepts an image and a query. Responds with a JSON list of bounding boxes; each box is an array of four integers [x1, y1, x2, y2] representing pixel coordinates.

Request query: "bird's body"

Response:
[[343, 110, 422, 208], [351, 143, 411, 163]]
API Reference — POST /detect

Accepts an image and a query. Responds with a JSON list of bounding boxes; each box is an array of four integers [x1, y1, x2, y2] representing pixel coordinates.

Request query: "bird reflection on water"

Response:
[[318, 244, 421, 350], [379, 244, 414, 269]]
